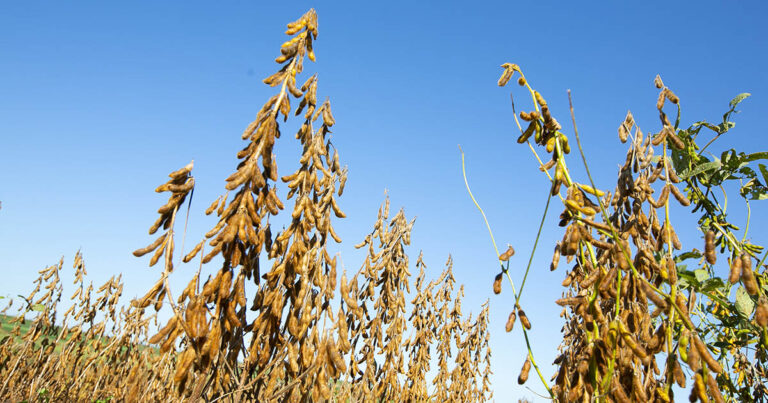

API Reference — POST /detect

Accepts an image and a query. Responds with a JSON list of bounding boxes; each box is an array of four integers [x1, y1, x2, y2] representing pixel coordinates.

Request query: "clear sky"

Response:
[[2, 1, 767, 400]]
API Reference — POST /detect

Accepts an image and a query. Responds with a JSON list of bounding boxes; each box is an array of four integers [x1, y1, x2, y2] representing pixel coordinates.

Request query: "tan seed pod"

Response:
[[168, 161, 194, 179], [651, 130, 666, 146], [728, 254, 742, 284], [667, 184, 690, 206], [657, 90, 667, 110], [704, 230, 717, 265], [756, 299, 768, 328], [555, 296, 585, 306], [517, 357, 531, 384], [202, 243, 222, 264], [182, 240, 205, 263], [148, 239, 167, 267], [693, 372, 708, 403], [133, 233, 168, 257], [518, 308, 531, 329], [493, 273, 503, 295], [517, 76, 526, 86], [706, 372, 725, 403], [618, 110, 634, 143], [577, 183, 605, 197], [741, 253, 758, 295], [497, 66, 514, 87], [173, 347, 195, 384], [654, 75, 664, 89], [550, 242, 561, 271], [667, 166, 682, 183], [692, 335, 722, 373], [665, 89, 680, 104], [499, 245, 515, 261], [621, 331, 648, 360], [672, 355, 686, 387], [666, 255, 678, 285], [666, 128, 685, 150], [505, 311, 516, 332], [632, 373, 648, 401], [653, 184, 670, 208], [686, 334, 701, 372]]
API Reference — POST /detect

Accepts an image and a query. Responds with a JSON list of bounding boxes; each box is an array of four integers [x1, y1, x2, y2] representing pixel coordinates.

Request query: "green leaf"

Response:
[[694, 268, 709, 283], [759, 164, 768, 186], [734, 286, 754, 317], [692, 121, 720, 133], [716, 121, 736, 134], [701, 277, 726, 293], [742, 151, 768, 164], [729, 93, 751, 109], [677, 270, 698, 289], [31, 304, 45, 312], [681, 160, 721, 180]]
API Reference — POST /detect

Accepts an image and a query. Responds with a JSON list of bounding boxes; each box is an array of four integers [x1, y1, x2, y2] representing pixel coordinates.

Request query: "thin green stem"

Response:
[[459, 145, 503, 266], [743, 199, 751, 243], [515, 192, 551, 306]]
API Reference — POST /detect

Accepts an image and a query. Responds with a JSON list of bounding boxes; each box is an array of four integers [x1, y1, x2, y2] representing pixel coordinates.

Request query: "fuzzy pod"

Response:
[[668, 184, 690, 206], [705, 230, 717, 265], [728, 255, 742, 284], [518, 309, 531, 330], [133, 233, 168, 257], [550, 242, 561, 271], [672, 356, 686, 388], [182, 240, 205, 263], [493, 273, 503, 295], [667, 257, 678, 285], [756, 299, 768, 328], [497, 66, 514, 87], [500, 245, 515, 261], [741, 253, 759, 295], [693, 335, 722, 373], [692, 372, 708, 403], [505, 311, 517, 332], [706, 372, 725, 403], [618, 110, 634, 143], [517, 357, 531, 384]]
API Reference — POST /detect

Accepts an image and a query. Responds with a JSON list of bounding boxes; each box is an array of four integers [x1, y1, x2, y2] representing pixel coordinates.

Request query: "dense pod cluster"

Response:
[[333, 202, 493, 402], [0, 254, 175, 402], [0, 9, 502, 403], [499, 64, 768, 401]]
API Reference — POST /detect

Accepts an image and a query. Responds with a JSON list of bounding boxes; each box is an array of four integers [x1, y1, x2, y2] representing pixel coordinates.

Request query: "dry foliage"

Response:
[[0, 9, 491, 403]]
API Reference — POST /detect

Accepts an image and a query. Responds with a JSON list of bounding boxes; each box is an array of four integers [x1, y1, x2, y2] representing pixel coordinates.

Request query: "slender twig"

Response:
[[458, 145, 554, 398], [515, 192, 551, 306]]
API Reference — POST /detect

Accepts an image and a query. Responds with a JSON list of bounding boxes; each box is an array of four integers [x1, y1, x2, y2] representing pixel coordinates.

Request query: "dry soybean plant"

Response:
[[0, 9, 497, 403], [0, 253, 175, 402], [336, 200, 493, 402], [475, 62, 768, 401]]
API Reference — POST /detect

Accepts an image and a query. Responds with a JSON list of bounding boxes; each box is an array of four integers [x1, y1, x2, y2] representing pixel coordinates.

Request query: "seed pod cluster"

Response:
[[502, 64, 735, 402], [131, 162, 194, 314]]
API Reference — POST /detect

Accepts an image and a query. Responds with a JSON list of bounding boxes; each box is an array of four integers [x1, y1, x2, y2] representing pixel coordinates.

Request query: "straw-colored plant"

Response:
[[0, 9, 494, 403]]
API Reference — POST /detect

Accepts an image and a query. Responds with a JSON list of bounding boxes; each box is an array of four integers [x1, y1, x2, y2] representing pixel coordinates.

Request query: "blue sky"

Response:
[[1, 1, 767, 400]]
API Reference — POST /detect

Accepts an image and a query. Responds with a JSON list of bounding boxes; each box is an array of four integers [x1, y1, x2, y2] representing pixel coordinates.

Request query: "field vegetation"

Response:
[[1, 8, 767, 402]]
